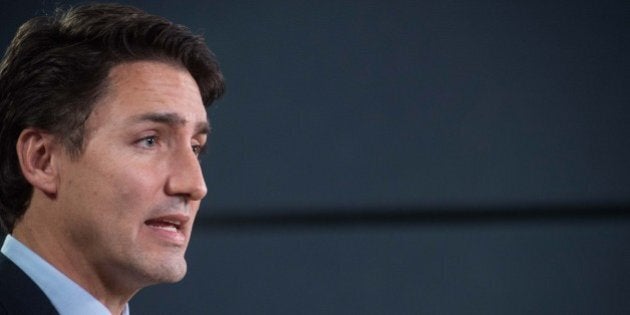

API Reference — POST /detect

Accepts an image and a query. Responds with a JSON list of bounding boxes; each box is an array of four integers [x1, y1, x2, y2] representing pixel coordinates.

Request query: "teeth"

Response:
[[162, 219, 180, 226], [145, 218, 181, 231], [153, 225, 178, 232]]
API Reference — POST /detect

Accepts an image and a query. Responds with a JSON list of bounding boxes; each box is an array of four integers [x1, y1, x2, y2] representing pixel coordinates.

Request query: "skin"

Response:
[[12, 60, 209, 314]]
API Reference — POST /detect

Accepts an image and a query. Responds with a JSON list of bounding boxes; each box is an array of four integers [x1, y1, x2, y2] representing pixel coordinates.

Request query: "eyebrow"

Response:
[[132, 112, 211, 135]]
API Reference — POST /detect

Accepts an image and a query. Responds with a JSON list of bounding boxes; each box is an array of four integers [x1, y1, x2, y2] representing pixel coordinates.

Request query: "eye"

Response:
[[138, 135, 158, 148], [192, 144, 206, 157]]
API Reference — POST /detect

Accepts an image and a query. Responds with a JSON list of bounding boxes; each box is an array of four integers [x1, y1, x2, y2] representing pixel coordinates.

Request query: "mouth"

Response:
[[145, 218, 182, 232], [144, 214, 189, 245]]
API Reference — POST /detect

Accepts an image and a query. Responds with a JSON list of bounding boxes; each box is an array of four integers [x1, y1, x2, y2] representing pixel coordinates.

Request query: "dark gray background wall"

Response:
[[1, 0, 629, 314]]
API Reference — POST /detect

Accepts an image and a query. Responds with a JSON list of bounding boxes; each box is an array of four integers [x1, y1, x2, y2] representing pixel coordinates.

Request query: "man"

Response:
[[0, 3, 224, 314]]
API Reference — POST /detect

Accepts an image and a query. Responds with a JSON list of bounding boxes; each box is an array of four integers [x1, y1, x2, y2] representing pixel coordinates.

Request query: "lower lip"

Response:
[[145, 224, 186, 245]]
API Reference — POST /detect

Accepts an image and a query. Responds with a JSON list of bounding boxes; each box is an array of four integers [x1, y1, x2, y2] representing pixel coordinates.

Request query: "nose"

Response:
[[165, 147, 207, 201]]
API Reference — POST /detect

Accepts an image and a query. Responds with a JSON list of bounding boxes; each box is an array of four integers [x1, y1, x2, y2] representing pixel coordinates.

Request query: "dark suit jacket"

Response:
[[0, 252, 59, 315]]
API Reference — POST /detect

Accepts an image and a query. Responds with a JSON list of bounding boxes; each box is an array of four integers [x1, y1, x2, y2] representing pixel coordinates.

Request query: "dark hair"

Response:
[[0, 3, 225, 233]]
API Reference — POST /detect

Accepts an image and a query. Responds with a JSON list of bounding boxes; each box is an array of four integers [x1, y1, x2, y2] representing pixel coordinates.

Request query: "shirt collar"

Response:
[[1, 235, 130, 315]]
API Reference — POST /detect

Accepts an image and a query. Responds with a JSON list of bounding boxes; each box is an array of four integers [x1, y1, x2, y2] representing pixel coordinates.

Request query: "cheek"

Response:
[[64, 146, 170, 216], [73, 162, 158, 220], [108, 169, 161, 213]]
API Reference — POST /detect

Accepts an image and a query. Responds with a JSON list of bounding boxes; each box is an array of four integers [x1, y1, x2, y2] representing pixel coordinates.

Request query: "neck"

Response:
[[12, 203, 137, 314]]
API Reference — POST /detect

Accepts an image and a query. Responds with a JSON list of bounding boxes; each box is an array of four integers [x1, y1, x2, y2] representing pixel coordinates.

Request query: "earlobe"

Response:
[[16, 128, 59, 196]]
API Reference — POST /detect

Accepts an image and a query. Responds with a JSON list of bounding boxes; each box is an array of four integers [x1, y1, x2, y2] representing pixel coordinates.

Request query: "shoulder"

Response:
[[0, 253, 59, 314]]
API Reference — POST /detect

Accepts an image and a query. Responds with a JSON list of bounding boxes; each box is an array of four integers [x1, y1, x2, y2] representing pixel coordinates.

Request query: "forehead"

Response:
[[88, 60, 207, 128]]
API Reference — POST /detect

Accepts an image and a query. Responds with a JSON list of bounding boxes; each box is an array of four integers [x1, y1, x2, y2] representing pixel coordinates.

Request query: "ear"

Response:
[[16, 128, 60, 196]]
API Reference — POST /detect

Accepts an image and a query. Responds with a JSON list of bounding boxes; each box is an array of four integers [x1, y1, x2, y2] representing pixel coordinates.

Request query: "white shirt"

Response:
[[1, 235, 130, 315]]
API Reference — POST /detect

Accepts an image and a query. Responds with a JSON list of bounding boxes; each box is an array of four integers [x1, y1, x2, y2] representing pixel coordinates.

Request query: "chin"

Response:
[[158, 258, 188, 283], [135, 254, 188, 286], [164, 271, 187, 283]]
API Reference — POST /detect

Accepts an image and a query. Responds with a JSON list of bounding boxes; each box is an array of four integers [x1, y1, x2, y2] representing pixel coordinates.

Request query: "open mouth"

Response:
[[143, 214, 189, 244], [145, 218, 182, 232]]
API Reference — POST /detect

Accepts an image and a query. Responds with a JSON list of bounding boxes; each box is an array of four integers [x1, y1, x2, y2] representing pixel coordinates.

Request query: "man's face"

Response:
[[54, 61, 208, 288]]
